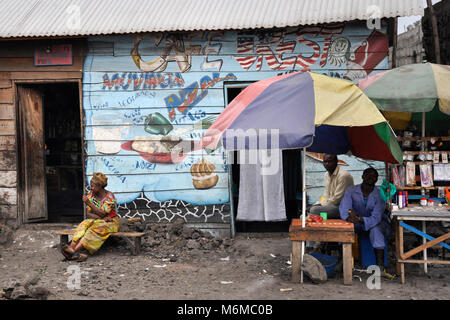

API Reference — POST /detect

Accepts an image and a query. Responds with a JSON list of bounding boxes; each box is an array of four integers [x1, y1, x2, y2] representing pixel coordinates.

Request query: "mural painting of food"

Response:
[[190, 158, 218, 189], [83, 24, 389, 222]]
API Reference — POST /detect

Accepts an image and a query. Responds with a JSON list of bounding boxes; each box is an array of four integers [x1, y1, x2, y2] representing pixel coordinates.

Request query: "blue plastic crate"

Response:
[[310, 253, 337, 277], [358, 232, 387, 268]]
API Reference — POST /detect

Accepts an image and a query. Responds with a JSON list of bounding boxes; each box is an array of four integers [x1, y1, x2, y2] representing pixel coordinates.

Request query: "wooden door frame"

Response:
[[14, 79, 84, 224], [223, 82, 253, 237]]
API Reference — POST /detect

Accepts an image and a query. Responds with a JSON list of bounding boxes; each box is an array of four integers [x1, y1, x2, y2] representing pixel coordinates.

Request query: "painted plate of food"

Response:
[[121, 136, 200, 163]]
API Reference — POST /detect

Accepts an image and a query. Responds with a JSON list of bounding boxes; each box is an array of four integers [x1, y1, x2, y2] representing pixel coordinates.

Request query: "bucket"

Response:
[[310, 253, 337, 278]]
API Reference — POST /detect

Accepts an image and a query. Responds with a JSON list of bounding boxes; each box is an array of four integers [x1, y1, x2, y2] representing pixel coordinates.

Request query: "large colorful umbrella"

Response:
[[201, 70, 402, 283], [358, 63, 450, 131], [202, 71, 403, 164]]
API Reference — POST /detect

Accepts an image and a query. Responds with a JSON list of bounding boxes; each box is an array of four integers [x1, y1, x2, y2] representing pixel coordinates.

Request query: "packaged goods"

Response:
[[406, 162, 416, 186], [398, 165, 406, 187], [419, 164, 433, 187]]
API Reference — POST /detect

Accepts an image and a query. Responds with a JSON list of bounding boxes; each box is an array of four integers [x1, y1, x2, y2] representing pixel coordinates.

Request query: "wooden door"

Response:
[[18, 86, 47, 222]]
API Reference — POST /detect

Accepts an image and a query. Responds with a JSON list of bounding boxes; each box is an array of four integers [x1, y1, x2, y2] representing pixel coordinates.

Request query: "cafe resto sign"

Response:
[[34, 44, 73, 66]]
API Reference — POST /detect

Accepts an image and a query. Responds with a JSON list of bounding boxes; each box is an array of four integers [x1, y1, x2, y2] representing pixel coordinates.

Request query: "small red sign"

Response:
[[34, 44, 73, 66]]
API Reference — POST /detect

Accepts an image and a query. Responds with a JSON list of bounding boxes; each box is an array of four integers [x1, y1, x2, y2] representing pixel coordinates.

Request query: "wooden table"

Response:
[[289, 219, 355, 285], [392, 206, 450, 284]]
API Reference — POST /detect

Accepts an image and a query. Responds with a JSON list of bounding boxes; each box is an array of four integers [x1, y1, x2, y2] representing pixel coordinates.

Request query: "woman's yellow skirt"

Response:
[[72, 217, 119, 254]]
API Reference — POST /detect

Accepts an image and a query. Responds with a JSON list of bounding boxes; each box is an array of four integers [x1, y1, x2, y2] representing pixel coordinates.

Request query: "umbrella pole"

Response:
[[301, 147, 307, 283], [421, 112, 426, 196], [421, 112, 426, 143]]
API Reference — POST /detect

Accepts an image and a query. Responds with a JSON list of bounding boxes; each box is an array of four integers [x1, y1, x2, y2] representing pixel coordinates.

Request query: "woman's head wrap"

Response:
[[91, 172, 108, 188]]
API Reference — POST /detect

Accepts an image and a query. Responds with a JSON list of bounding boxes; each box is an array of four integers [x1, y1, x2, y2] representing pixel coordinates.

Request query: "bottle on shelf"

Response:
[[398, 192, 404, 209]]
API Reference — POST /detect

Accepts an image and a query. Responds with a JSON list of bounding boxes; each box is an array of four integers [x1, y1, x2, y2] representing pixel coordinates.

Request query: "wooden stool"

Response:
[[289, 219, 355, 285]]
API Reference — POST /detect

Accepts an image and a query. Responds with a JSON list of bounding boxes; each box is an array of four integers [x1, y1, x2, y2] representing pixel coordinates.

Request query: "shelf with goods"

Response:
[[396, 136, 450, 142], [396, 186, 450, 190], [387, 136, 450, 208]]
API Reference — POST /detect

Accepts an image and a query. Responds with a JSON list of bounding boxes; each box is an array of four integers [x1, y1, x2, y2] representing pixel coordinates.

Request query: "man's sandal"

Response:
[[382, 269, 396, 280]]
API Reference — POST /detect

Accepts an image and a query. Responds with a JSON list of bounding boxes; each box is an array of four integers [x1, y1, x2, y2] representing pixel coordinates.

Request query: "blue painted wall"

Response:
[[82, 21, 389, 223]]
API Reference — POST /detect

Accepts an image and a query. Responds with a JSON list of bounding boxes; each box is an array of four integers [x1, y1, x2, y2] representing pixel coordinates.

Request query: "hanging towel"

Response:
[[236, 149, 286, 221]]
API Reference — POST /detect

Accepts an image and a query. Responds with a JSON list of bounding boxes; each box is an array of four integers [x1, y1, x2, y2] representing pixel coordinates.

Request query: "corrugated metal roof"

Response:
[[0, 0, 424, 39]]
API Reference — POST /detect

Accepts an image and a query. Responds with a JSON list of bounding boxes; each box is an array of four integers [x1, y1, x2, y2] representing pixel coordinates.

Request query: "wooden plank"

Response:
[[395, 216, 450, 221], [0, 79, 11, 89], [0, 104, 15, 120], [290, 219, 354, 230], [291, 241, 302, 283], [0, 72, 11, 80], [56, 229, 145, 237], [289, 229, 355, 243], [0, 151, 16, 170], [0, 87, 14, 104], [397, 136, 450, 142], [401, 233, 450, 260], [342, 243, 353, 286], [0, 204, 17, 219], [18, 86, 47, 222], [0, 171, 16, 188], [0, 136, 15, 151], [10, 71, 82, 80], [0, 187, 17, 205], [0, 120, 15, 135], [0, 57, 83, 72], [398, 259, 450, 264]]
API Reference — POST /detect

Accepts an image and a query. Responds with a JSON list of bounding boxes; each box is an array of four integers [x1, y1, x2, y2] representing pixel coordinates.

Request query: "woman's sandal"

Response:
[[71, 252, 89, 262], [60, 244, 73, 260]]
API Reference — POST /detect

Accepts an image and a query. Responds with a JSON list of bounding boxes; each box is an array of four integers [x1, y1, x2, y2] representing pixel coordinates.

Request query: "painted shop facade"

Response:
[[0, 20, 395, 235]]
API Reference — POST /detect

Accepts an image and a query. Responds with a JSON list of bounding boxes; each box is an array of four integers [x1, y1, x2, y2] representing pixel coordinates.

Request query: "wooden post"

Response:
[[134, 236, 141, 255], [426, 0, 441, 64], [342, 243, 352, 285], [60, 234, 69, 245], [399, 222, 405, 284], [395, 218, 401, 275], [291, 241, 302, 283], [422, 221, 428, 274]]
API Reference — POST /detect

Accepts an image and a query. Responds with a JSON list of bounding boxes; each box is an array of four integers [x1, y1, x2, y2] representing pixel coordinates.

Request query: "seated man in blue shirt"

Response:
[[339, 167, 395, 280]]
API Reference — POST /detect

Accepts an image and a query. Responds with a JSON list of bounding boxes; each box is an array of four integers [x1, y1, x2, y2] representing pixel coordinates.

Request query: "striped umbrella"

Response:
[[358, 63, 450, 131], [201, 70, 402, 283], [202, 71, 403, 164]]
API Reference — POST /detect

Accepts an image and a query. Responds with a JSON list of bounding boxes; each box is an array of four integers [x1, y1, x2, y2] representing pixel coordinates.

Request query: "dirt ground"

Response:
[[0, 221, 449, 301]]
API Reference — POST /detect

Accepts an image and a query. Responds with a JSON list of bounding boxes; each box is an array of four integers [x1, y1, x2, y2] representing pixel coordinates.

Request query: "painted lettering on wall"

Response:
[[103, 72, 184, 90], [234, 26, 388, 81], [100, 157, 127, 183], [165, 72, 237, 121], [131, 32, 225, 73], [136, 160, 157, 171], [118, 91, 156, 108], [234, 24, 346, 71]]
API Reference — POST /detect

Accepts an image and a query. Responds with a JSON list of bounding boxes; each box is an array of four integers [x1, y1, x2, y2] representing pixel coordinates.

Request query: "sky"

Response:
[[397, 0, 442, 34]]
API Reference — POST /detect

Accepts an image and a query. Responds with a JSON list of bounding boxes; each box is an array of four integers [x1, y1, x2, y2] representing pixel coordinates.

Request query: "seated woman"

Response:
[[61, 172, 119, 262]]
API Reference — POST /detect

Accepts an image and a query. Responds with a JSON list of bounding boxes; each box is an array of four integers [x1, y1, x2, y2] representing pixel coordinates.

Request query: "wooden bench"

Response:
[[56, 229, 145, 255]]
